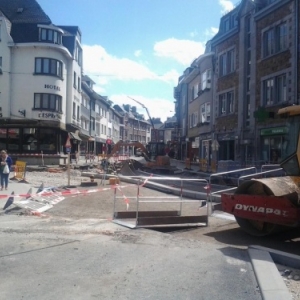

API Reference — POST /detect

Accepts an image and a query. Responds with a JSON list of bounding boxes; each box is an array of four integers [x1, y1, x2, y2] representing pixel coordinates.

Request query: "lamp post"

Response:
[[185, 137, 189, 160], [211, 139, 220, 172]]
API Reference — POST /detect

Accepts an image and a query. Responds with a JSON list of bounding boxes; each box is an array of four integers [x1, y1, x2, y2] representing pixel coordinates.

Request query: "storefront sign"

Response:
[[260, 127, 288, 136], [38, 112, 61, 120]]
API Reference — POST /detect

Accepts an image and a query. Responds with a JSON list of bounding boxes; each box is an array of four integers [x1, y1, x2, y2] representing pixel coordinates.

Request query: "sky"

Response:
[[37, 0, 237, 122]]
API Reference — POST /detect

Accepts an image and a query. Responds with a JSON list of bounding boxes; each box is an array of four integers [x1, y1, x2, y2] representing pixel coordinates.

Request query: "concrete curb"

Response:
[[249, 245, 300, 269], [248, 245, 300, 300]]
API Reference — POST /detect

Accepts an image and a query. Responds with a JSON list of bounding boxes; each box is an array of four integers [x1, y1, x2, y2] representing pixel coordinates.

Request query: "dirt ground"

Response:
[[43, 178, 300, 299], [47, 179, 300, 254]]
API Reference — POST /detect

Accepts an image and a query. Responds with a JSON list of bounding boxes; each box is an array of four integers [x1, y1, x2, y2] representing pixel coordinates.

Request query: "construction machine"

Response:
[[220, 105, 300, 236], [108, 140, 151, 160], [107, 140, 172, 171], [127, 96, 167, 160]]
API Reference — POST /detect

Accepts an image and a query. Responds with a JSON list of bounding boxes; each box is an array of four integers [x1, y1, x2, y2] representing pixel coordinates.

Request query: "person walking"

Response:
[[0, 150, 12, 190]]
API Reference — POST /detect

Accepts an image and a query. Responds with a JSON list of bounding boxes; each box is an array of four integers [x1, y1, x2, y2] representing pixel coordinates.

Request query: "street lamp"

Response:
[[185, 137, 189, 160]]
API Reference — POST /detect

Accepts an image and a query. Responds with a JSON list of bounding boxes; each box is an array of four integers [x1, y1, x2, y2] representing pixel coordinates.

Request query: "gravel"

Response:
[[24, 169, 85, 188]]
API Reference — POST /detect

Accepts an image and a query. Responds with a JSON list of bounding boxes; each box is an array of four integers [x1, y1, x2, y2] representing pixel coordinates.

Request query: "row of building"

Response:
[[0, 0, 175, 165], [174, 0, 300, 170]]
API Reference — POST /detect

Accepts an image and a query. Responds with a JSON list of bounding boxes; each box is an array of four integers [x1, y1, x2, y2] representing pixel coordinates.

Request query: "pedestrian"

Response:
[[0, 150, 12, 190]]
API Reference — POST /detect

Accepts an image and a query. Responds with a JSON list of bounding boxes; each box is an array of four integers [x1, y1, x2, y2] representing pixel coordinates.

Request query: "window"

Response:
[[0, 57, 2, 74], [223, 13, 237, 33], [77, 77, 81, 92], [95, 104, 100, 114], [75, 43, 83, 66], [263, 22, 287, 57], [73, 102, 76, 119], [219, 91, 234, 115], [262, 74, 287, 105], [91, 117, 95, 131], [189, 112, 198, 128], [200, 103, 210, 123], [246, 94, 250, 127], [219, 49, 235, 76], [201, 69, 211, 91], [39, 28, 62, 44], [34, 93, 62, 112], [73, 72, 77, 88], [192, 83, 199, 100], [35, 58, 63, 78]]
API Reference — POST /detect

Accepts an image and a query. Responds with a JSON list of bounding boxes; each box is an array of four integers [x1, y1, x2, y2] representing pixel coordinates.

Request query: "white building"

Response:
[[0, 0, 83, 164]]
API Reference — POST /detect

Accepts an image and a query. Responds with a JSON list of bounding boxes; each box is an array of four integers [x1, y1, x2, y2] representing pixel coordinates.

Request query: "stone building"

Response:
[[174, 0, 300, 169]]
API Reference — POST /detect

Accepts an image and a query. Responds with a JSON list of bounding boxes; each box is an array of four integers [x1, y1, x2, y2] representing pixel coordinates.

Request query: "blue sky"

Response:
[[37, 0, 237, 121]]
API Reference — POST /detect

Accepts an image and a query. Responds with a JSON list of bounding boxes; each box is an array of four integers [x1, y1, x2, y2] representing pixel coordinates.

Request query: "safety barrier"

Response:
[[208, 166, 285, 219], [209, 167, 257, 199], [11, 160, 27, 182], [112, 176, 209, 229]]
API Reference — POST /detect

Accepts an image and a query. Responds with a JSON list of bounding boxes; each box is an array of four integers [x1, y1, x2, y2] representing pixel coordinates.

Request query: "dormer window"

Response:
[[39, 28, 62, 45]]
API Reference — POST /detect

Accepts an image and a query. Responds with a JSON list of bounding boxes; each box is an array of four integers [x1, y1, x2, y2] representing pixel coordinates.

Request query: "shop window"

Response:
[[39, 128, 56, 151], [7, 128, 19, 151], [0, 128, 7, 150], [261, 136, 284, 163], [22, 128, 38, 151]]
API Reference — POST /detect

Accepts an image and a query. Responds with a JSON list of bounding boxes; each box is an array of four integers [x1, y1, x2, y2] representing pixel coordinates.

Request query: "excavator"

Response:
[[107, 140, 171, 170], [220, 104, 300, 236]]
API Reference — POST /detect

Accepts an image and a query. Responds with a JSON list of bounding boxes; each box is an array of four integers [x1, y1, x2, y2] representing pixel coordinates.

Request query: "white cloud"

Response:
[[205, 27, 219, 38], [189, 30, 198, 38], [153, 38, 205, 66], [134, 50, 142, 57], [83, 45, 157, 82], [158, 69, 180, 85], [110, 94, 175, 123], [82, 44, 179, 86], [219, 0, 235, 14]]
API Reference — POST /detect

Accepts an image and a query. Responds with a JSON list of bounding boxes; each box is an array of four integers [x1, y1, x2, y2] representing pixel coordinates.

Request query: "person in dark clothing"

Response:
[[0, 150, 13, 190]]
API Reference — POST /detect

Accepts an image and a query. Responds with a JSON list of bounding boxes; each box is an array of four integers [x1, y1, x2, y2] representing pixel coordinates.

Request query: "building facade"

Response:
[[174, 0, 300, 169], [0, 0, 124, 164]]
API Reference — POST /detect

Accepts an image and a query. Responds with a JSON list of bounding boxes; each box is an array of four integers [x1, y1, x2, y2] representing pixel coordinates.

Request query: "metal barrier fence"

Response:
[[208, 166, 285, 212], [112, 176, 209, 229]]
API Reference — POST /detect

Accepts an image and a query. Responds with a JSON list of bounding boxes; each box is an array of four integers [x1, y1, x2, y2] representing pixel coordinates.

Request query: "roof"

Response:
[[0, 0, 51, 24]]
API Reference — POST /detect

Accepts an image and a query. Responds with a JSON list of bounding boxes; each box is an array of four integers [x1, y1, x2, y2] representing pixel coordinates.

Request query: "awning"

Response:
[[69, 132, 82, 141], [78, 132, 90, 141]]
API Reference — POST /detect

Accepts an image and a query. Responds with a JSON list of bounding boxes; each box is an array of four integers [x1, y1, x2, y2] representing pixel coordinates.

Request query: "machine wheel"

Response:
[[235, 216, 284, 236]]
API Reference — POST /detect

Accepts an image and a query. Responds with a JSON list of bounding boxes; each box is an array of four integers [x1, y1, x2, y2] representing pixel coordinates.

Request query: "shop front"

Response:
[[0, 126, 68, 165], [260, 127, 288, 164], [216, 134, 235, 161]]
